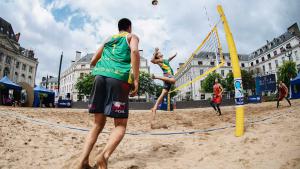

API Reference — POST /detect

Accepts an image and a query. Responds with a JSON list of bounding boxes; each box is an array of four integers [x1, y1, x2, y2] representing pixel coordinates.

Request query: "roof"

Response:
[[249, 23, 300, 60], [194, 51, 249, 61], [0, 17, 17, 41], [77, 53, 94, 63]]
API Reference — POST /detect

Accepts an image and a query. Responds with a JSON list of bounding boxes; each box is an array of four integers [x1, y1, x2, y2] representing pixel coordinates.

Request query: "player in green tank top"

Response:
[[150, 47, 177, 129], [92, 31, 132, 83], [77, 18, 140, 169]]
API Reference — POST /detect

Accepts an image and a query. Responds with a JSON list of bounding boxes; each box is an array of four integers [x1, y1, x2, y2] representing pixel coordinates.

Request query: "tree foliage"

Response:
[[201, 72, 225, 93], [278, 61, 297, 87], [225, 70, 255, 92], [75, 74, 95, 96]]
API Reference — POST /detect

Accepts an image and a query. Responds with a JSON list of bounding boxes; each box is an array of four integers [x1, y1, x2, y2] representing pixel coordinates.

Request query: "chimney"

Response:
[[15, 32, 20, 42], [75, 51, 81, 61]]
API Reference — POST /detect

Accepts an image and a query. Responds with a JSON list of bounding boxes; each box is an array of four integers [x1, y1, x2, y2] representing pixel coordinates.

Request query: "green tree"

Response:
[[201, 72, 225, 93], [225, 70, 255, 92], [138, 71, 156, 96], [278, 61, 297, 87], [75, 74, 95, 96]]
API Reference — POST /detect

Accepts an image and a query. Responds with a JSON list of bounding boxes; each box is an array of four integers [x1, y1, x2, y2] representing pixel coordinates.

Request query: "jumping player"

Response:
[[210, 78, 223, 116], [277, 80, 291, 108], [150, 48, 176, 128], [77, 18, 140, 169]]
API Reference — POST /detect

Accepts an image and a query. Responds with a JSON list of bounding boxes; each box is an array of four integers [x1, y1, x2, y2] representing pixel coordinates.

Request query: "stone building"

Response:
[[174, 23, 300, 101], [40, 76, 59, 96], [0, 17, 38, 87]]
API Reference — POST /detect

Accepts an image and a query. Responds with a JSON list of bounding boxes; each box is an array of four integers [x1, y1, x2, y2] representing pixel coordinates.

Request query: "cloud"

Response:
[[0, 0, 299, 84]]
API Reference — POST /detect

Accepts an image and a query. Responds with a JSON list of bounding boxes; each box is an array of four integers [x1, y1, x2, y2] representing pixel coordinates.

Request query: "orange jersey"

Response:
[[212, 83, 222, 104]]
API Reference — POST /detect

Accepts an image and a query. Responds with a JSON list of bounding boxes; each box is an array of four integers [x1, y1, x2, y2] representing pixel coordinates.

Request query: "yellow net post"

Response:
[[167, 93, 171, 111], [217, 5, 245, 137]]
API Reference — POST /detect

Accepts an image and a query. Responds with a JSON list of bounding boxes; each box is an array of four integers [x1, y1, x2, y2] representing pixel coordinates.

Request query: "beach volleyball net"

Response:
[[167, 5, 245, 137]]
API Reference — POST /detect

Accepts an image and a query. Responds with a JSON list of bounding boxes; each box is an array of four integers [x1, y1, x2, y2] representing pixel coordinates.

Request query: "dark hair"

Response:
[[118, 18, 132, 31]]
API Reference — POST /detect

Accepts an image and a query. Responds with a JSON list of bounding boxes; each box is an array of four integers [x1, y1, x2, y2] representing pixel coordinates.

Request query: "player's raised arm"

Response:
[[168, 52, 177, 62]]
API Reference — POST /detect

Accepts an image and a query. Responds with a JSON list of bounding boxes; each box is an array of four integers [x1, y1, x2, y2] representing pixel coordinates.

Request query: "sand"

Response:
[[0, 100, 300, 169]]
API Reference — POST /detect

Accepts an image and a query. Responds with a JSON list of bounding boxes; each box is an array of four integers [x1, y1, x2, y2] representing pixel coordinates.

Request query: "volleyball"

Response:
[[152, 0, 158, 5]]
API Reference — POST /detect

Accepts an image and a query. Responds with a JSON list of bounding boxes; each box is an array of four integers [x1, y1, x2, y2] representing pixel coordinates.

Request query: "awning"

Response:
[[0, 76, 22, 90]]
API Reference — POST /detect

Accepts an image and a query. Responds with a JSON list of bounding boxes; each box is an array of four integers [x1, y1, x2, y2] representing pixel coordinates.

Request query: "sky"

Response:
[[0, 0, 299, 84]]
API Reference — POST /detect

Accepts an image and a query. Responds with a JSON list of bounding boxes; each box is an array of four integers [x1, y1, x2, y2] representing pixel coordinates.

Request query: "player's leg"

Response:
[[95, 118, 128, 169], [210, 101, 217, 111], [285, 97, 292, 106], [78, 76, 107, 168], [216, 104, 222, 116], [152, 74, 176, 84], [151, 89, 168, 123], [95, 77, 130, 169], [78, 114, 106, 169]]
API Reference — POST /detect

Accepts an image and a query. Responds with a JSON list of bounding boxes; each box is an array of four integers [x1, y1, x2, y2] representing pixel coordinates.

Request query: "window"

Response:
[[280, 47, 286, 53], [275, 60, 279, 68], [29, 66, 33, 73], [22, 64, 27, 71], [273, 50, 278, 56], [21, 74, 25, 78], [5, 56, 11, 64], [251, 62, 254, 66], [81, 64, 85, 68], [200, 69, 204, 75], [80, 73, 84, 79], [268, 63, 272, 70], [3, 67, 10, 76], [256, 60, 259, 64], [210, 62, 215, 66], [0, 52, 3, 62], [227, 62, 231, 66], [16, 62, 20, 68], [241, 63, 245, 67], [262, 57, 265, 62], [267, 54, 271, 59], [229, 70, 232, 73], [263, 65, 265, 72], [286, 43, 292, 49], [198, 61, 203, 65], [221, 70, 225, 76]]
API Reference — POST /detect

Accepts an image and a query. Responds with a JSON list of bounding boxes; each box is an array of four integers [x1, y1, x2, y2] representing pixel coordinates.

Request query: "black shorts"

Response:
[[88, 75, 130, 118], [163, 82, 172, 91], [163, 74, 173, 91]]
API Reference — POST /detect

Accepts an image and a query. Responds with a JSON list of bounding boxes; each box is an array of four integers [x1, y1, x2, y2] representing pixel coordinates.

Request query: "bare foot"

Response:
[[94, 154, 108, 169], [76, 162, 92, 169]]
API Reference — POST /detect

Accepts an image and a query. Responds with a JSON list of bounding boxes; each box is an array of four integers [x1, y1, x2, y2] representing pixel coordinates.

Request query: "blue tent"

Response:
[[0, 76, 22, 90], [33, 86, 55, 107], [291, 73, 300, 99]]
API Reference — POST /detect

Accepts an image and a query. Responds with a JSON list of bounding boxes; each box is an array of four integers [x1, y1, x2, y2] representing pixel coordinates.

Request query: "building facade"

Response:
[[0, 17, 38, 87], [174, 23, 300, 101], [175, 52, 248, 101], [60, 50, 150, 101], [247, 23, 300, 77], [40, 76, 59, 96]]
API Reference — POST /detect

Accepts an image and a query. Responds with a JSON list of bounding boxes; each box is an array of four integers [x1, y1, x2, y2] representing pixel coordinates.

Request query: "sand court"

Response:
[[0, 100, 300, 169]]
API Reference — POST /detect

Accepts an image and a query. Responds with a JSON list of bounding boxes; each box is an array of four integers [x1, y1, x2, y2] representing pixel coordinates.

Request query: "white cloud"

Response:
[[0, 0, 299, 84]]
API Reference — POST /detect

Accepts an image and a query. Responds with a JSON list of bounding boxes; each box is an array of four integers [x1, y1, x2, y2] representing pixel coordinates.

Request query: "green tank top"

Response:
[[92, 32, 133, 83], [160, 59, 174, 75]]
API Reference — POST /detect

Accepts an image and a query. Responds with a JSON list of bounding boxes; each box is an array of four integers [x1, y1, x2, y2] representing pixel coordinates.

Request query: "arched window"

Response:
[[3, 67, 10, 76]]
